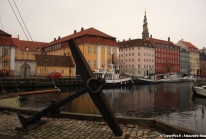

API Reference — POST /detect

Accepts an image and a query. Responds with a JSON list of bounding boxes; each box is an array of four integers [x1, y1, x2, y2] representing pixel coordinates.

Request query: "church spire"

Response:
[[142, 10, 149, 39]]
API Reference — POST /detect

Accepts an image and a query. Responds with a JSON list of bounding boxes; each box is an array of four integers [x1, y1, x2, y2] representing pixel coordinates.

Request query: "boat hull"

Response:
[[105, 78, 133, 87], [136, 78, 160, 85], [193, 86, 206, 97]]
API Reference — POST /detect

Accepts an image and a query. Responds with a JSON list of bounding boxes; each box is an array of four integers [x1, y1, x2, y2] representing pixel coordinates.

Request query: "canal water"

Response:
[[6, 82, 206, 134]]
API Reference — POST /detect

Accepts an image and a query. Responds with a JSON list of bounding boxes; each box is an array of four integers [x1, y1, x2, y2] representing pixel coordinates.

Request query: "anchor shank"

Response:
[[68, 39, 123, 136]]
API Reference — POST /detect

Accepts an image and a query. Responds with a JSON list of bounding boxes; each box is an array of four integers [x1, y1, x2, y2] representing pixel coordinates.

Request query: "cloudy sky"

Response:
[[0, 0, 206, 49]]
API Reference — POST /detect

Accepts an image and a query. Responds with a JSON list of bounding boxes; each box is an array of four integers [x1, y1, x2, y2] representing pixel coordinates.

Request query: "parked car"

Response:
[[0, 69, 9, 77], [46, 72, 62, 78]]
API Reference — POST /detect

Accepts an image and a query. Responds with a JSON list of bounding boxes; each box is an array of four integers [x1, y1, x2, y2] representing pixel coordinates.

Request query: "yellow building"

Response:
[[176, 40, 200, 74], [11, 37, 48, 76], [35, 54, 74, 77], [42, 27, 119, 75], [12, 37, 47, 60]]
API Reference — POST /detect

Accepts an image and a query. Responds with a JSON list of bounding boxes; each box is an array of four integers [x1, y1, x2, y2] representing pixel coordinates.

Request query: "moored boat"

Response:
[[93, 65, 133, 87], [158, 72, 181, 83], [193, 86, 206, 97], [0, 96, 21, 107], [136, 74, 160, 85]]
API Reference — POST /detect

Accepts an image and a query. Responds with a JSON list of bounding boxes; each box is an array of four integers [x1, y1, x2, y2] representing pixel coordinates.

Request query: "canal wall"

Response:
[[0, 77, 83, 88], [0, 106, 202, 136]]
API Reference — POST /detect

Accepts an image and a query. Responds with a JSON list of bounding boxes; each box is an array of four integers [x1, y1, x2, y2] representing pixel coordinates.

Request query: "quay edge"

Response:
[[0, 106, 203, 136], [0, 77, 83, 88]]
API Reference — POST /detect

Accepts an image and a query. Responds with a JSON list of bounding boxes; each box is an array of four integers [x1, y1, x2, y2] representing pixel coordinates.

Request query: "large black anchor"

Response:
[[18, 39, 123, 136]]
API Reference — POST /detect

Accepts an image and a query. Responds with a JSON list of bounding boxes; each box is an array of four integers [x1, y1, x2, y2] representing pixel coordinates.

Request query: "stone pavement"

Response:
[[0, 111, 172, 139]]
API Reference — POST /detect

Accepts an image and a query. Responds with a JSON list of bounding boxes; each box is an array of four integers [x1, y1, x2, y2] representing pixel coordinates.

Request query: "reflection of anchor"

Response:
[[18, 39, 123, 136]]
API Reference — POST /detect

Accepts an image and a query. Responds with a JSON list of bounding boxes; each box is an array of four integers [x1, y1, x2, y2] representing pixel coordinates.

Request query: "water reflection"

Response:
[[18, 82, 206, 134]]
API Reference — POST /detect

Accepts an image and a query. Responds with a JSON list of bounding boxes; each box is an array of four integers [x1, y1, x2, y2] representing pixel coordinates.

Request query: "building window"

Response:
[[88, 46, 91, 54], [94, 47, 97, 54], [47, 69, 50, 73], [61, 69, 64, 73], [3, 61, 8, 67], [94, 60, 97, 68], [113, 48, 116, 54], [40, 69, 43, 73], [107, 47, 111, 54], [4, 48, 8, 55]]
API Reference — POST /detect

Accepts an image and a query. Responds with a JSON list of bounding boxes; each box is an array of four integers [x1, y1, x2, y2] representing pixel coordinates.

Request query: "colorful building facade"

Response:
[[176, 40, 199, 74], [11, 37, 47, 76], [179, 48, 190, 74], [0, 30, 16, 76], [149, 37, 180, 74], [118, 39, 155, 77], [35, 54, 74, 77], [42, 27, 119, 75]]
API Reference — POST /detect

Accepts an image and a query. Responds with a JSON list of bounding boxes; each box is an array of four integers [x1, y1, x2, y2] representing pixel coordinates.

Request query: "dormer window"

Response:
[[37, 48, 41, 51], [25, 47, 29, 51]]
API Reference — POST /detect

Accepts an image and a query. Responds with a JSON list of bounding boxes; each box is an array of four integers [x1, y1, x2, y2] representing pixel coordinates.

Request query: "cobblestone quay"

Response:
[[0, 111, 172, 139]]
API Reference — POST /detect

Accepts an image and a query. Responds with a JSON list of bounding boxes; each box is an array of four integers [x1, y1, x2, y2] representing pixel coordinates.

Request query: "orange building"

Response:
[[42, 27, 119, 75], [12, 37, 47, 60]]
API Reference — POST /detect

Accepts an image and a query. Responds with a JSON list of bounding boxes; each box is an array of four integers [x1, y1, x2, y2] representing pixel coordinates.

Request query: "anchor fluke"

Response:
[[18, 115, 27, 129]]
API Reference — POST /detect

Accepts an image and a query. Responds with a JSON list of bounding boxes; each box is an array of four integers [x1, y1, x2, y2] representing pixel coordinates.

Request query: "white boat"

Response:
[[158, 72, 181, 83], [0, 96, 21, 107], [181, 75, 196, 82], [93, 65, 133, 87], [193, 86, 206, 97], [136, 74, 161, 85]]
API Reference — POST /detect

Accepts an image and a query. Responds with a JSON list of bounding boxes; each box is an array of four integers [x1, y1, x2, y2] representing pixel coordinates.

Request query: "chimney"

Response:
[[123, 39, 125, 42], [17, 35, 19, 39], [181, 39, 183, 41], [74, 30, 77, 34], [81, 27, 84, 31], [168, 37, 170, 42], [129, 38, 131, 41], [150, 35, 152, 38], [58, 36, 60, 40], [54, 38, 56, 41]]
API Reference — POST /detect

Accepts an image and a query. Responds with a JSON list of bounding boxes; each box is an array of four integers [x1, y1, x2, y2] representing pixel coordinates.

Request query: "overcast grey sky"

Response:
[[0, 0, 206, 49]]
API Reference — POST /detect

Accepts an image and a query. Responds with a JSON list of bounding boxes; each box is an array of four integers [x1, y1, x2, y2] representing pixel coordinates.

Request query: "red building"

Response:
[[149, 37, 180, 74]]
